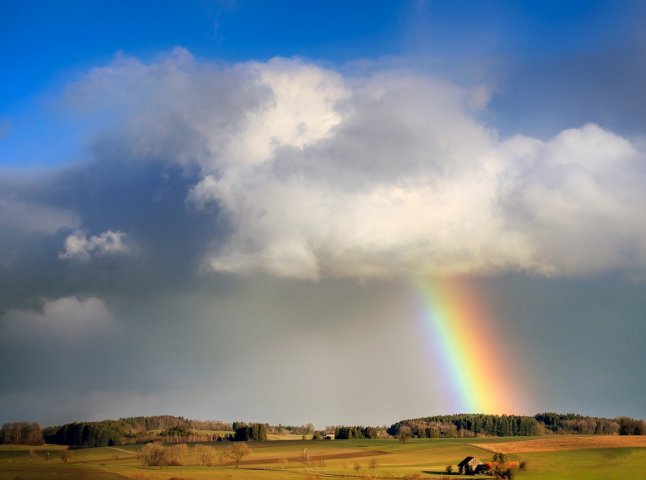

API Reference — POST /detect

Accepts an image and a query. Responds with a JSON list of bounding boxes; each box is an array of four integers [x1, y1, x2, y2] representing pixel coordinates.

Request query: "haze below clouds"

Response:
[[1, 0, 645, 427]]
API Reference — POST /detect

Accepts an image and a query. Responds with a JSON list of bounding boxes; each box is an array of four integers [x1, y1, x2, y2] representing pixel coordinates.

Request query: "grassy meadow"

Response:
[[1, 436, 645, 480]]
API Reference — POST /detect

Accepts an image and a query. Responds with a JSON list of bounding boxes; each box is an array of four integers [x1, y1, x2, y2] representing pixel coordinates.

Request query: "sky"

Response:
[[1, 0, 645, 428]]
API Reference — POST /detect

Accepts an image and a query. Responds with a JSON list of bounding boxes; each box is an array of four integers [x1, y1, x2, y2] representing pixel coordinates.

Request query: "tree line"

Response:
[[114, 415, 231, 434], [388, 413, 646, 438], [232, 422, 268, 441], [42, 418, 269, 447], [43, 415, 231, 447], [43, 420, 125, 447], [535, 412, 627, 435], [617, 417, 646, 435], [6, 412, 646, 447], [333, 426, 380, 439], [0, 422, 44, 445], [389, 414, 541, 438]]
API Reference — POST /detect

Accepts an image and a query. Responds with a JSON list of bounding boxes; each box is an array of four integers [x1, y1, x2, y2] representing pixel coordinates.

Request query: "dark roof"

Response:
[[458, 456, 482, 467]]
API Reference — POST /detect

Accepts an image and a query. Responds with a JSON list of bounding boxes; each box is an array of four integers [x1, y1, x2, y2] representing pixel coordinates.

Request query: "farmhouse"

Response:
[[457, 456, 484, 475]]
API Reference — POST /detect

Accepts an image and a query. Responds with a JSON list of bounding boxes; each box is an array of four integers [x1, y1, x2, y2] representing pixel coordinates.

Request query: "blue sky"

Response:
[[0, 0, 639, 110], [1, 1, 646, 426]]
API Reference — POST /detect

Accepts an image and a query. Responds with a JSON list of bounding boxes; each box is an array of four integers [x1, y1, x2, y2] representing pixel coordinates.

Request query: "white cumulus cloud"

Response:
[[59, 230, 136, 262], [63, 50, 646, 279]]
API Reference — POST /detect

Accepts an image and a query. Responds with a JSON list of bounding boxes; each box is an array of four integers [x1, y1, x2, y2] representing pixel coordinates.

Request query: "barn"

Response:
[[457, 456, 484, 475]]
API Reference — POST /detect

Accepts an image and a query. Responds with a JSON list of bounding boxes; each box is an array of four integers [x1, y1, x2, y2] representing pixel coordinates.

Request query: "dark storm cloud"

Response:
[[0, 159, 223, 309], [0, 159, 231, 415]]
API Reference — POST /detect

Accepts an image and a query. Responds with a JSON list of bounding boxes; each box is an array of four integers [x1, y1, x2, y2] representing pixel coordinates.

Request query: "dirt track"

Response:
[[470, 435, 646, 454]]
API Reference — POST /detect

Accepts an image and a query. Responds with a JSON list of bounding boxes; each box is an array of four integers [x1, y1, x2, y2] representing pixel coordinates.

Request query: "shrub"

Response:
[[193, 444, 218, 467], [137, 443, 168, 467], [165, 444, 190, 466]]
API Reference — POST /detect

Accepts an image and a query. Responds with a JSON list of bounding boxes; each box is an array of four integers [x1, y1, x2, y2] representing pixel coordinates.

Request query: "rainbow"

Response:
[[414, 277, 517, 414]]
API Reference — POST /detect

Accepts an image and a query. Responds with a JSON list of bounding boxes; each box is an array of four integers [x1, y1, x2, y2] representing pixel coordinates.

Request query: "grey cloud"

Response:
[[2, 276, 645, 426], [0, 197, 79, 234], [1, 296, 117, 342], [0, 159, 224, 324], [63, 47, 272, 169]]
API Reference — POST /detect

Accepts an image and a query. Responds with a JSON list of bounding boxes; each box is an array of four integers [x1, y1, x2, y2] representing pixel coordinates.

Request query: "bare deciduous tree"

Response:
[[299, 448, 311, 471], [222, 442, 250, 468], [60, 449, 73, 463], [0, 422, 44, 445], [398, 426, 413, 443], [369, 457, 378, 476]]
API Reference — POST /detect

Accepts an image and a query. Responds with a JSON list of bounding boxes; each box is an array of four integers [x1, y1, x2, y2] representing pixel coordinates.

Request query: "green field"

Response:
[[1, 437, 644, 480]]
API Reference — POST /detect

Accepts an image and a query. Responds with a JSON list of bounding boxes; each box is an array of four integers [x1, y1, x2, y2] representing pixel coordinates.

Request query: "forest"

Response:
[[388, 413, 646, 438]]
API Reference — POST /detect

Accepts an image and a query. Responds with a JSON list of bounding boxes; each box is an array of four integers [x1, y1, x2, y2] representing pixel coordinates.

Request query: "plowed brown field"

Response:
[[471, 435, 646, 454]]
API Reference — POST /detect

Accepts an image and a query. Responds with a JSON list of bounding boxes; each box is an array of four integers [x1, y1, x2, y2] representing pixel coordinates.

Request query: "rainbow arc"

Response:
[[414, 277, 518, 414]]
